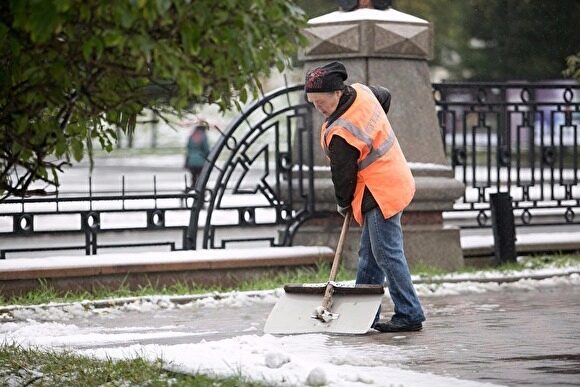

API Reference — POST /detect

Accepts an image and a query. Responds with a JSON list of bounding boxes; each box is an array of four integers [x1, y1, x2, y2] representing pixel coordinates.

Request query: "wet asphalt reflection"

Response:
[[23, 283, 580, 386]]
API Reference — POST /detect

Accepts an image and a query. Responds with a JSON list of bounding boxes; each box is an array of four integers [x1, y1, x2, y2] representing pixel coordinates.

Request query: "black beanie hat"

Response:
[[304, 61, 348, 93]]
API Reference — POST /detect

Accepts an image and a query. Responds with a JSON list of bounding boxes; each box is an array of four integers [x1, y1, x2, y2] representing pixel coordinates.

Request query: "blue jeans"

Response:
[[356, 208, 425, 325]]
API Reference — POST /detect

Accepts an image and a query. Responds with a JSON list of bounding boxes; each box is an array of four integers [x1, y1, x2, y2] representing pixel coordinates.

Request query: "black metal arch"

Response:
[[185, 84, 315, 249]]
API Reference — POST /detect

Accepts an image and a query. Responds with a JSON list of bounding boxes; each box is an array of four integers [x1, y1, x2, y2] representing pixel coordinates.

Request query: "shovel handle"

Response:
[[328, 211, 352, 283], [320, 211, 351, 310]]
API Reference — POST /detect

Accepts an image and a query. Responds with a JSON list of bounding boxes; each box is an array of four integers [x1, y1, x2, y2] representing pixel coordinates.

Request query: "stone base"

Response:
[[291, 215, 464, 272], [0, 247, 335, 298], [403, 225, 464, 271]]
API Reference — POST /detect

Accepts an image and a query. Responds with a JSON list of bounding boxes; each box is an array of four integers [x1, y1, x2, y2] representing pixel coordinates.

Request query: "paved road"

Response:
[[12, 282, 579, 386]]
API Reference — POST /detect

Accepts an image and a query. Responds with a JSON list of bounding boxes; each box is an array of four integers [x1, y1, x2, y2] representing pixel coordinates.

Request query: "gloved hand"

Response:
[[336, 204, 351, 217]]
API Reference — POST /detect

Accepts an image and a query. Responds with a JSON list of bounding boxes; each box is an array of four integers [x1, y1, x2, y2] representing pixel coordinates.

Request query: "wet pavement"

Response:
[[6, 282, 580, 386], [400, 285, 580, 386]]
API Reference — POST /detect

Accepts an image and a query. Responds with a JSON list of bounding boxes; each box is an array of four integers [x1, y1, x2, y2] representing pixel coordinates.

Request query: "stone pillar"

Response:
[[292, 6, 465, 270]]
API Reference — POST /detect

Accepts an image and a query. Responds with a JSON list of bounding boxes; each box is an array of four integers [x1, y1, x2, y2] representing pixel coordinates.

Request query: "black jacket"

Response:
[[325, 85, 392, 213]]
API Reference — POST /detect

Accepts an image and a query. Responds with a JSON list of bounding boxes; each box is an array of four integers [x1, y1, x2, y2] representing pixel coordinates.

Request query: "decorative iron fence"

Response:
[[434, 81, 580, 228], [0, 84, 315, 258], [0, 177, 196, 258], [184, 84, 315, 249], [2, 81, 579, 258]]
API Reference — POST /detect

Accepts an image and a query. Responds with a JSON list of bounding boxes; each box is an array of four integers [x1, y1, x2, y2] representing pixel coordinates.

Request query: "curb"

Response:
[[413, 270, 580, 285], [1, 270, 579, 315]]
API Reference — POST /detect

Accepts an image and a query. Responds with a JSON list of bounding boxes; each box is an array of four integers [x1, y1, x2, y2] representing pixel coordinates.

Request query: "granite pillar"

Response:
[[292, 7, 465, 271]]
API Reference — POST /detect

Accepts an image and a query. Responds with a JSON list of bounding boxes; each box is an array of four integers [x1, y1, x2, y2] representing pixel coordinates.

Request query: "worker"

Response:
[[305, 61, 425, 332]]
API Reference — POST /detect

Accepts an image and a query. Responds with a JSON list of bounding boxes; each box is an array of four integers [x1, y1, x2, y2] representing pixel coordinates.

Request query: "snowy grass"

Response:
[[0, 342, 266, 387], [412, 253, 580, 278], [3, 254, 579, 308], [0, 262, 357, 307]]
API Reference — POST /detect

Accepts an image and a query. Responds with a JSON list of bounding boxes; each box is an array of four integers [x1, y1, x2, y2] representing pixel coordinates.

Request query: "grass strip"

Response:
[[2, 254, 579, 307], [412, 253, 580, 278], [0, 342, 266, 387], [0, 261, 356, 307]]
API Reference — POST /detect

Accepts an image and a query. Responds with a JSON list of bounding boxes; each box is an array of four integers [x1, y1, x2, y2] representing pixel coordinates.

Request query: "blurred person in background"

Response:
[[185, 122, 210, 191]]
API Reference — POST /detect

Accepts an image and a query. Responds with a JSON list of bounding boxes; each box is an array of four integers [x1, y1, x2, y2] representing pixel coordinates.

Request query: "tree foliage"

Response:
[[394, 0, 580, 80], [0, 0, 307, 198], [460, 0, 580, 80]]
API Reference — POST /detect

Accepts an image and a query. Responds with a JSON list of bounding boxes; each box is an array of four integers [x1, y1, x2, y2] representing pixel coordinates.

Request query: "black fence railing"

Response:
[[0, 84, 315, 258], [184, 84, 315, 250], [2, 81, 579, 258], [0, 176, 196, 258], [434, 81, 579, 228]]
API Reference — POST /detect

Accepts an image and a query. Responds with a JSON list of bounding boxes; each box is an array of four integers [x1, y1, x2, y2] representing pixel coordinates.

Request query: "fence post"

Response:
[[490, 192, 517, 265]]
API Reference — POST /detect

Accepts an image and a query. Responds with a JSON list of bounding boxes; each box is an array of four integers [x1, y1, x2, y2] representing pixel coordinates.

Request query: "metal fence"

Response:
[[1, 81, 579, 258], [184, 84, 315, 250], [434, 81, 579, 228], [0, 177, 196, 258], [0, 84, 315, 258]]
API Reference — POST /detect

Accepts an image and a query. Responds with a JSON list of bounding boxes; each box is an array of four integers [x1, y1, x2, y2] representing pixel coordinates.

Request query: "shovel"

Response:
[[264, 211, 384, 334]]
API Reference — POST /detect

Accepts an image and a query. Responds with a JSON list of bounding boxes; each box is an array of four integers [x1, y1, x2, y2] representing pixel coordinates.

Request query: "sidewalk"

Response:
[[1, 267, 579, 386], [460, 228, 580, 258]]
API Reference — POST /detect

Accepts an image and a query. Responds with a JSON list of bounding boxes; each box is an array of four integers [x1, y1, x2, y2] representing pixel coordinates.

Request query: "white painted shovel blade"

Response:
[[263, 293, 383, 334]]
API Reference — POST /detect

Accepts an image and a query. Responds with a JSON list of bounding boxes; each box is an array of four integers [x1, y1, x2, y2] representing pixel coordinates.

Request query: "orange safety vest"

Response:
[[320, 83, 415, 225]]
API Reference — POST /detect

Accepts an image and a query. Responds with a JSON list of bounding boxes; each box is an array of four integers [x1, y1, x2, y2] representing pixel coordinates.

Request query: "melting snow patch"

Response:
[[265, 351, 291, 368], [306, 366, 327, 386]]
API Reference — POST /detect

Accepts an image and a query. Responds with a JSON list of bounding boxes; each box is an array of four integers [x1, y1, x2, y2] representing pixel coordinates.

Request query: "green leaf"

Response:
[[54, 0, 72, 12], [120, 9, 136, 28], [28, 0, 59, 43], [103, 31, 124, 47], [82, 40, 93, 61], [0, 22, 9, 46], [275, 58, 285, 73], [71, 139, 84, 162], [54, 130, 67, 156], [50, 167, 60, 186], [155, 0, 172, 15], [136, 35, 155, 54], [37, 166, 48, 179], [239, 87, 247, 104]]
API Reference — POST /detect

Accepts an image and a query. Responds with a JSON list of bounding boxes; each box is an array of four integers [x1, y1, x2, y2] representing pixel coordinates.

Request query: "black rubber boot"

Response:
[[373, 320, 423, 333]]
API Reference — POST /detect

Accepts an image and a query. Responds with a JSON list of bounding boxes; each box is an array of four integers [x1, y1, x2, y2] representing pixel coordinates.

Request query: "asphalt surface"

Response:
[[12, 281, 579, 386]]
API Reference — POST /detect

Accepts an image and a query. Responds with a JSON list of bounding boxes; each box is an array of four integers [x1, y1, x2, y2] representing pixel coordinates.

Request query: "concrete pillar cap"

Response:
[[308, 8, 428, 24]]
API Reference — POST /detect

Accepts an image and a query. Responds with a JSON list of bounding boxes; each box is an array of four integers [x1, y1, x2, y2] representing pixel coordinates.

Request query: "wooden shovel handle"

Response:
[[321, 211, 351, 309], [328, 211, 352, 283]]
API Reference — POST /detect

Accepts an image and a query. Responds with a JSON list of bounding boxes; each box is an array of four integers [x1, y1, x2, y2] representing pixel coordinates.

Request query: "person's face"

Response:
[[306, 90, 342, 118]]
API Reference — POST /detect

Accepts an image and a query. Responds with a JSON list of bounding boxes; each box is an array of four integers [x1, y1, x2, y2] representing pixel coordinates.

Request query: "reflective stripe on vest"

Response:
[[325, 106, 397, 171], [359, 130, 396, 170]]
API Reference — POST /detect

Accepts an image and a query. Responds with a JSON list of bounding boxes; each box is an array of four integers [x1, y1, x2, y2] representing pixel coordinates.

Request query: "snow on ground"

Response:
[[1, 265, 579, 386], [81, 334, 493, 387], [415, 271, 580, 297], [0, 321, 495, 387]]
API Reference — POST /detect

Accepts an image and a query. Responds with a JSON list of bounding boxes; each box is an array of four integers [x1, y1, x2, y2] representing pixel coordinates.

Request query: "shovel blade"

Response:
[[264, 292, 383, 334]]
